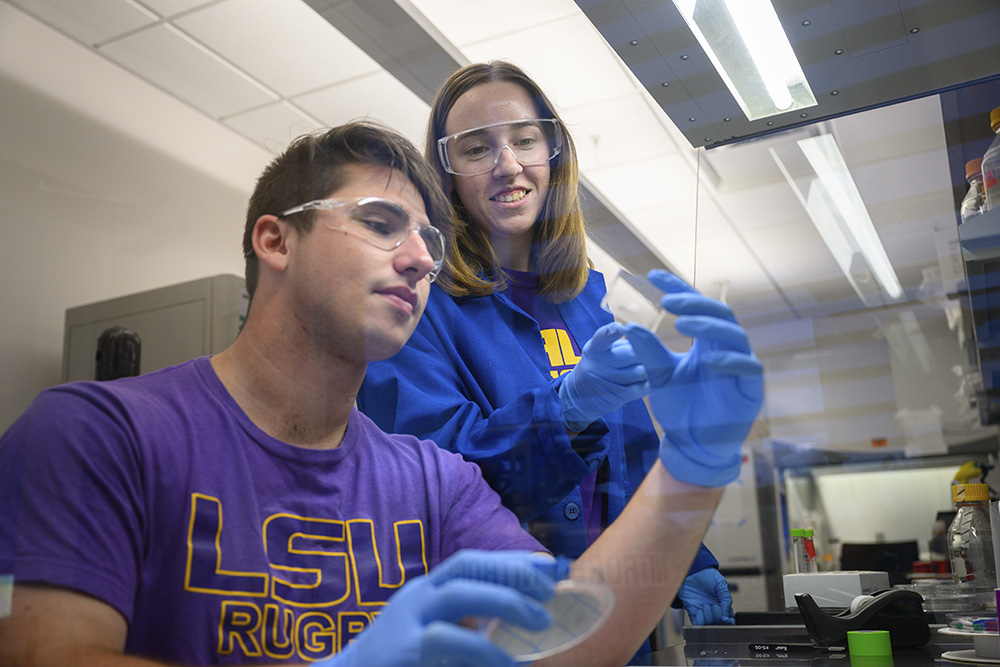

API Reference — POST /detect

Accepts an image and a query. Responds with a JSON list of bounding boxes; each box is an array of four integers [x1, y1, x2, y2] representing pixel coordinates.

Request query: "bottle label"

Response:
[[952, 556, 970, 582]]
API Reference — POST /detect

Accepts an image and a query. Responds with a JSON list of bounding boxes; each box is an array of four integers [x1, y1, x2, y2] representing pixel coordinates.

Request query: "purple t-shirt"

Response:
[[0, 357, 542, 664], [504, 269, 602, 547]]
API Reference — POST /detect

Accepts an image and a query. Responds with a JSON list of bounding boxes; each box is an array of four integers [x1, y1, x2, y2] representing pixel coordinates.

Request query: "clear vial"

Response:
[[948, 483, 997, 608], [791, 528, 817, 574]]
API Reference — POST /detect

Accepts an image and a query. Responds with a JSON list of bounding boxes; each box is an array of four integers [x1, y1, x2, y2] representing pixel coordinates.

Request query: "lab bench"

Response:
[[631, 611, 980, 667]]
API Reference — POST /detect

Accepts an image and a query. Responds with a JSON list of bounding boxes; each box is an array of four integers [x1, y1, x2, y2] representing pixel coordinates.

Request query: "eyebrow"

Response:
[[362, 198, 433, 230], [454, 119, 543, 140]]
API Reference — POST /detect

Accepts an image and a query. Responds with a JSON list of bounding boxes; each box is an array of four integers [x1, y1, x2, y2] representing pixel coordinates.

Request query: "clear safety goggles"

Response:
[[279, 196, 446, 282], [436, 118, 563, 176]]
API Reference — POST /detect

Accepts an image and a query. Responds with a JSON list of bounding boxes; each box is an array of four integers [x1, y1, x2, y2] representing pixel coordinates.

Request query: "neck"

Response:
[[211, 309, 364, 450], [491, 233, 532, 272]]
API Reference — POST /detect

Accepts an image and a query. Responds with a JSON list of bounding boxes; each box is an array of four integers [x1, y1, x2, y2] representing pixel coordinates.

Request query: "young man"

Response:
[[0, 121, 763, 667]]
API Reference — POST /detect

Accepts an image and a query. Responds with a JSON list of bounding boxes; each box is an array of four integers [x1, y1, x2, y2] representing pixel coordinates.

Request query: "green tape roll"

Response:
[[848, 630, 892, 657]]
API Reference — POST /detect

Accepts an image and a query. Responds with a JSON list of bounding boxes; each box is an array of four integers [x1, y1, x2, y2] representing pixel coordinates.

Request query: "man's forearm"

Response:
[[539, 460, 725, 667]]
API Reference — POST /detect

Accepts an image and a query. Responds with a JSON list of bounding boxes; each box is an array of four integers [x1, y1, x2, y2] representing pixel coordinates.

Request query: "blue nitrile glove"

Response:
[[314, 549, 570, 667], [678, 568, 735, 625], [559, 321, 649, 431], [624, 270, 763, 487]]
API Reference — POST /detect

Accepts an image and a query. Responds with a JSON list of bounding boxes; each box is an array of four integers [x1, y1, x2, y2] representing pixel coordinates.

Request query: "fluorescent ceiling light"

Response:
[[671, 0, 817, 120], [770, 133, 903, 307]]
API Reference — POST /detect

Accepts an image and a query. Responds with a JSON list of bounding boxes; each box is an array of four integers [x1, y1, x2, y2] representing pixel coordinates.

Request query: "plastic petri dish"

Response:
[[484, 577, 615, 663], [600, 268, 668, 333]]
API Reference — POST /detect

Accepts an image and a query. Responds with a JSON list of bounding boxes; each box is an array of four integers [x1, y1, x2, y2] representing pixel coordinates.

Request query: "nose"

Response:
[[394, 227, 437, 281], [491, 145, 523, 178]]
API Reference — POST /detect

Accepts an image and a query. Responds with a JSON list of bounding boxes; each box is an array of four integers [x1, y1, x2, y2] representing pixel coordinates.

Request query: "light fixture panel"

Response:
[[576, 0, 1000, 148], [671, 0, 817, 121]]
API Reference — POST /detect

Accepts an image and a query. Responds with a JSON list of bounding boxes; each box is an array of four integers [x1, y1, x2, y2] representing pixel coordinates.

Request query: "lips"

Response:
[[377, 286, 418, 313]]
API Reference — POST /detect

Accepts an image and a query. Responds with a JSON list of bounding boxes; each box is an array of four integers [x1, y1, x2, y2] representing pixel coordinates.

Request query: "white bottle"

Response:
[[983, 107, 1000, 211], [961, 158, 986, 224]]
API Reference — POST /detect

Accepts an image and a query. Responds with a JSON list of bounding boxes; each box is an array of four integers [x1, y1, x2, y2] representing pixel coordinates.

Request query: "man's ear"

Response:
[[252, 215, 291, 272]]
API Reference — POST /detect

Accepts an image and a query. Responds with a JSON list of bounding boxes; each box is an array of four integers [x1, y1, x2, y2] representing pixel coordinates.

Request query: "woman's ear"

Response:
[[252, 215, 290, 272]]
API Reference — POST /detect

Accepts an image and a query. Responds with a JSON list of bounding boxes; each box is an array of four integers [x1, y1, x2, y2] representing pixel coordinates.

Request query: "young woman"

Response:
[[358, 61, 734, 628]]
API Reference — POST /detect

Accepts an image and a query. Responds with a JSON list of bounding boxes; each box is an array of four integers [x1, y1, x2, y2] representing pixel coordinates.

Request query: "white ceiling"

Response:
[[0, 0, 981, 329]]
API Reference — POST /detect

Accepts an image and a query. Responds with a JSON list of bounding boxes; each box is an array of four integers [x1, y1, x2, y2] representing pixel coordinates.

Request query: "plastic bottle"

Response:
[[947, 483, 997, 608], [791, 528, 817, 573], [983, 106, 1000, 211], [961, 158, 986, 224]]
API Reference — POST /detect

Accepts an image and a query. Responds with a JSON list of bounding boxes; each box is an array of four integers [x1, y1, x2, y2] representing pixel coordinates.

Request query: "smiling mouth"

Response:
[[491, 190, 526, 203]]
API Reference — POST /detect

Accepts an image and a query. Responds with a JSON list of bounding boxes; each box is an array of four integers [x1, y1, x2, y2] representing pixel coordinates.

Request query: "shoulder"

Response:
[[584, 268, 608, 295], [423, 283, 489, 316], [416, 283, 510, 335], [348, 409, 477, 474], [41, 356, 199, 399], [13, 358, 213, 440]]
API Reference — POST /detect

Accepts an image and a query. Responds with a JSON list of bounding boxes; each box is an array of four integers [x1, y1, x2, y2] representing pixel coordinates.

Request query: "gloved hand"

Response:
[[624, 270, 763, 487], [314, 549, 570, 667], [678, 568, 735, 625], [559, 321, 649, 431]]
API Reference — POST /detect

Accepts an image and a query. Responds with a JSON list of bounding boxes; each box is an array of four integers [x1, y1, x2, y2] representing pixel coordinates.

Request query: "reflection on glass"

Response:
[[692, 78, 1000, 615], [770, 132, 904, 306]]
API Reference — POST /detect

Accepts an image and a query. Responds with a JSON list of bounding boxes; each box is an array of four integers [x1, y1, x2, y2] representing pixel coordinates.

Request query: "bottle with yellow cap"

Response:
[[947, 482, 997, 608], [983, 106, 1000, 211]]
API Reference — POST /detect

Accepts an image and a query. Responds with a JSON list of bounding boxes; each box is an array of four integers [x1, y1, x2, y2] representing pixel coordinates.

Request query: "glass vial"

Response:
[[791, 528, 817, 573]]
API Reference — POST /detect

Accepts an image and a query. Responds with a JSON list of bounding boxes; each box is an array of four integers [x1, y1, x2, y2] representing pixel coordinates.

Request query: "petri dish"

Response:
[[600, 268, 669, 333], [484, 577, 615, 662]]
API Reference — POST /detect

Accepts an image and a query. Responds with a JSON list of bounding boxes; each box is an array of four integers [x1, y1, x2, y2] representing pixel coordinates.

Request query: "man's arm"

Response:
[[540, 271, 763, 665], [0, 584, 153, 667], [536, 461, 724, 666]]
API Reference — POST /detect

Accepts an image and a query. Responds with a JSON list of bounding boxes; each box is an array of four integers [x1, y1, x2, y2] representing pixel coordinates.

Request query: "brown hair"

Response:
[[243, 120, 452, 305], [426, 61, 590, 302]]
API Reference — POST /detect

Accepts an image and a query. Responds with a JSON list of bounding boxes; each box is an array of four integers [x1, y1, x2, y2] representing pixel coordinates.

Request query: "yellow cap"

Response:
[[953, 483, 990, 503]]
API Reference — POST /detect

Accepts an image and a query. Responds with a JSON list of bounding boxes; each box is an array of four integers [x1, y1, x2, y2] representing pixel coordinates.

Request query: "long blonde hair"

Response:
[[426, 61, 591, 303]]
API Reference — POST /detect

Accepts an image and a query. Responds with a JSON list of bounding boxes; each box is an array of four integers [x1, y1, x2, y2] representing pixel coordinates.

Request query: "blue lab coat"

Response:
[[359, 269, 717, 572]]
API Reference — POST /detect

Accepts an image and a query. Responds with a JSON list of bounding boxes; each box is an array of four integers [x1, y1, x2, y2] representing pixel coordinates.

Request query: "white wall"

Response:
[[0, 12, 270, 431]]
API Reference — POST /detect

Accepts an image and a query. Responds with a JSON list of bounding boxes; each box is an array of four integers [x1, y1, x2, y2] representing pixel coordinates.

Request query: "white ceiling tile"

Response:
[[8, 0, 158, 46], [98, 22, 277, 118], [567, 91, 682, 172], [461, 14, 635, 112], [0, 1, 268, 196], [174, 0, 380, 98], [587, 154, 698, 212], [136, 0, 215, 17], [292, 72, 431, 149], [405, 0, 579, 46], [223, 101, 324, 155]]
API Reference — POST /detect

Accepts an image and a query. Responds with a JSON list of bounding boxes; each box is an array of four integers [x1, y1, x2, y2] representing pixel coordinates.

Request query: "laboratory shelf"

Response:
[[960, 207, 1000, 261]]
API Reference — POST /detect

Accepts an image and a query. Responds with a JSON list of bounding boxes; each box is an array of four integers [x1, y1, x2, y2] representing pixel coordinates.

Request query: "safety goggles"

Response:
[[436, 118, 563, 176], [279, 196, 446, 282]]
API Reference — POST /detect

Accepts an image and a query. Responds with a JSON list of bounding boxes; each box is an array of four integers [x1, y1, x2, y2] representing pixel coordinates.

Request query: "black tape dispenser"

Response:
[[794, 589, 930, 648]]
